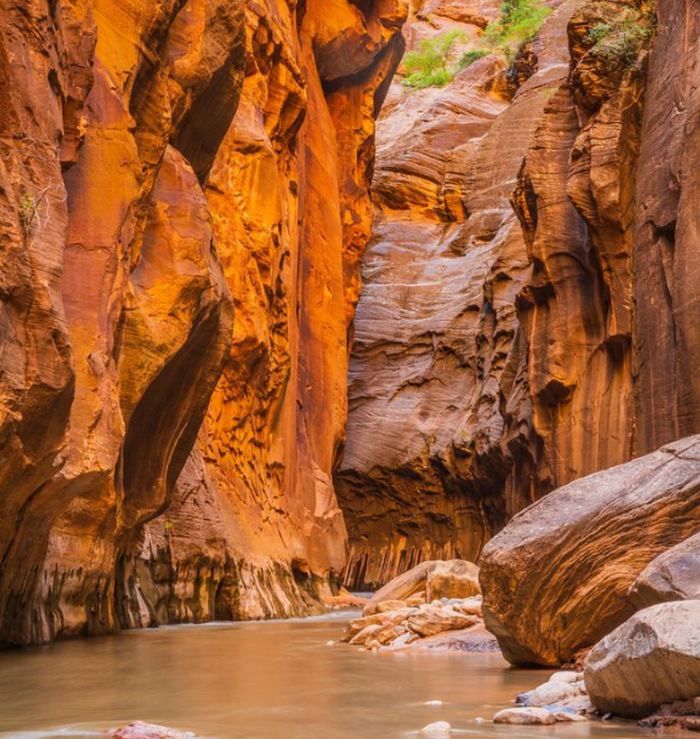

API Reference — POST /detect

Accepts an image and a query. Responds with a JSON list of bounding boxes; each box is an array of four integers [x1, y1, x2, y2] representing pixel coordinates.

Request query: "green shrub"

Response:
[[19, 193, 37, 234], [484, 0, 552, 62], [403, 30, 463, 88], [587, 16, 655, 66], [587, 22, 613, 44], [401, 0, 552, 89], [459, 49, 489, 69]]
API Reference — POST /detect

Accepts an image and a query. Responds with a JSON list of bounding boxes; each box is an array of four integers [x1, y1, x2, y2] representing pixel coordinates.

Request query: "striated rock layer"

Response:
[[337, 0, 587, 587], [0, 0, 405, 645], [337, 0, 700, 588], [480, 435, 700, 666]]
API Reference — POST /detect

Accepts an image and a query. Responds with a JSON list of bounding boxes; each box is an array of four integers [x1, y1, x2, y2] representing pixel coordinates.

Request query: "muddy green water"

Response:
[[0, 612, 676, 739]]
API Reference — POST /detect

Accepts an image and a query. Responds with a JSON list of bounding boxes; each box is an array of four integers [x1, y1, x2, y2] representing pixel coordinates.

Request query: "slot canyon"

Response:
[[0, 0, 699, 736]]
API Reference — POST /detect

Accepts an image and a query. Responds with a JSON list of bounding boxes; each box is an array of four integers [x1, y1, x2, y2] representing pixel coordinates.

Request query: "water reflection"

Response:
[[0, 614, 670, 738]]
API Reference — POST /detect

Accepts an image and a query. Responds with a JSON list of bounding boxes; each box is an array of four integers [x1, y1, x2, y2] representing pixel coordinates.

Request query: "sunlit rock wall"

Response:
[[0, 0, 405, 645], [338, 0, 692, 589]]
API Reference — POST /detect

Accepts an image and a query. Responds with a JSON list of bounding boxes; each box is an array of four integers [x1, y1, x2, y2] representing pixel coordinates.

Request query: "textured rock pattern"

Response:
[[336, 0, 585, 588], [480, 436, 700, 666], [584, 601, 700, 718], [628, 532, 700, 608], [336, 0, 697, 592], [0, 0, 405, 645]]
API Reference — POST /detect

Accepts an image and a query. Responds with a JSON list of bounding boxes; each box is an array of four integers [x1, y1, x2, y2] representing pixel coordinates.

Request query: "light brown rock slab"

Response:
[[629, 532, 700, 608], [584, 600, 700, 718]]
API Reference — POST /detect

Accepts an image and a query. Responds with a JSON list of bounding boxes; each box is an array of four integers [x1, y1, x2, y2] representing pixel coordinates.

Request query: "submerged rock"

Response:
[[480, 436, 700, 666], [584, 600, 700, 718], [512, 670, 594, 722], [493, 708, 556, 725], [639, 698, 700, 731], [519, 676, 586, 708], [112, 722, 196, 739], [420, 721, 452, 736]]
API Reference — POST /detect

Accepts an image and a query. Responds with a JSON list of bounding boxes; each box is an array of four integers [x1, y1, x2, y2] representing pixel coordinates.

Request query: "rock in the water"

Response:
[[547, 709, 587, 723], [426, 561, 481, 601], [639, 698, 700, 731], [364, 560, 479, 614], [584, 600, 700, 718], [521, 678, 586, 708], [375, 599, 408, 613], [547, 671, 583, 684], [112, 722, 196, 739], [399, 626, 499, 653], [515, 671, 594, 718], [407, 605, 478, 638], [420, 721, 452, 736], [629, 532, 700, 608], [480, 437, 700, 665], [493, 708, 556, 725], [323, 590, 369, 610]]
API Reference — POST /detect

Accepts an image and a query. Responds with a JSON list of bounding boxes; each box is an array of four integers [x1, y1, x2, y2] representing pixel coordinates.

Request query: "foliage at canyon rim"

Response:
[[402, 0, 551, 89]]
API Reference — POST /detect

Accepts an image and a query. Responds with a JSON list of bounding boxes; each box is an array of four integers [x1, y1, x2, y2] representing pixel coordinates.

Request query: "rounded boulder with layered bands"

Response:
[[479, 436, 700, 666]]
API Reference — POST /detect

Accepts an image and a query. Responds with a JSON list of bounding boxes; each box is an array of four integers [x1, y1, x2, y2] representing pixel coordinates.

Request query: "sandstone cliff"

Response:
[[0, 0, 405, 645], [336, 0, 691, 588]]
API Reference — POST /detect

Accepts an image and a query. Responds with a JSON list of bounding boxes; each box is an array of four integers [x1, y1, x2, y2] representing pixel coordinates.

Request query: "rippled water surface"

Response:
[[0, 612, 672, 738]]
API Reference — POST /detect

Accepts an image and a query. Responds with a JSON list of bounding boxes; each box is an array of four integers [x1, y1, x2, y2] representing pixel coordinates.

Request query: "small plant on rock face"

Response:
[[484, 0, 552, 62], [459, 48, 489, 69], [403, 30, 464, 88], [586, 15, 655, 66], [19, 193, 37, 235], [587, 22, 613, 44]]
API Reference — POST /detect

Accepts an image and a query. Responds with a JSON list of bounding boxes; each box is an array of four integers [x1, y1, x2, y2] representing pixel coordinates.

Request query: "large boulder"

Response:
[[426, 561, 482, 601], [479, 436, 700, 665], [364, 560, 479, 614], [629, 532, 700, 608], [584, 601, 700, 718]]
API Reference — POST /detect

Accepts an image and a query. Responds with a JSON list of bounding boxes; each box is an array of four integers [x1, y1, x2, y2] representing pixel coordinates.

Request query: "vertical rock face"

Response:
[[337, 0, 699, 589], [123, 0, 406, 626], [336, 0, 587, 587], [0, 0, 405, 645], [632, 0, 700, 453]]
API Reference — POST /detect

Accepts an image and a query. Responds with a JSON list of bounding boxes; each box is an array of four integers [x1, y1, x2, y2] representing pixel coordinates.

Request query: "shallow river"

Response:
[[0, 612, 672, 739]]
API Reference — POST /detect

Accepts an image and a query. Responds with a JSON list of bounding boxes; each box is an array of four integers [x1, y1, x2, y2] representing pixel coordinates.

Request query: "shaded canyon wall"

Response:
[[337, 0, 697, 588], [0, 0, 405, 646]]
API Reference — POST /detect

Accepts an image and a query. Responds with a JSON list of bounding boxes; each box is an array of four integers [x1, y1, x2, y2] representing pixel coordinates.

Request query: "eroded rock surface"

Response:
[[629, 532, 700, 608], [336, 0, 584, 588], [0, 0, 405, 645], [335, 0, 700, 600], [480, 436, 700, 666], [584, 601, 700, 719]]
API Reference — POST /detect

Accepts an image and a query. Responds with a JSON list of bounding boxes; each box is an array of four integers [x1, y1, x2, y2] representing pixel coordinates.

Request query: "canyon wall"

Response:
[[337, 0, 694, 588], [0, 0, 405, 646]]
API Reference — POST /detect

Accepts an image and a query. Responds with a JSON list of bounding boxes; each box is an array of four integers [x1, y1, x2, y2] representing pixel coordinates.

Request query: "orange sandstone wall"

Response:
[[0, 0, 405, 645]]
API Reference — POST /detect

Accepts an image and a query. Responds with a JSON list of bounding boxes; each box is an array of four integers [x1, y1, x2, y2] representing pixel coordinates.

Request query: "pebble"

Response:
[[420, 721, 452, 736], [493, 707, 556, 725]]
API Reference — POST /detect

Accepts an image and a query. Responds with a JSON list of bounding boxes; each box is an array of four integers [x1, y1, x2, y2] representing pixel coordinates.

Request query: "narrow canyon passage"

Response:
[[336, 0, 700, 590], [1, 0, 699, 736]]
